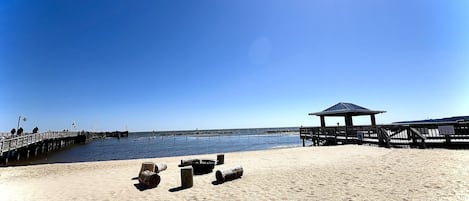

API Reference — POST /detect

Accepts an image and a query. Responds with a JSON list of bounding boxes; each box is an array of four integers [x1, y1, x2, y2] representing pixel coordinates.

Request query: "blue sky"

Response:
[[1, 0, 468, 132]]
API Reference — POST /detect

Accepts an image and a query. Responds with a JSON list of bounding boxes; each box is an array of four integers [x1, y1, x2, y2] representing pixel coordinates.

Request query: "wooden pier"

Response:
[[300, 122, 469, 148], [0, 130, 130, 166], [0, 131, 92, 166], [0, 131, 129, 166], [302, 102, 469, 149]]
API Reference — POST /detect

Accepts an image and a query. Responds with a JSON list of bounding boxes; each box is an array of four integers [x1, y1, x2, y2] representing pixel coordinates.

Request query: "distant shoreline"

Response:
[[134, 126, 300, 136]]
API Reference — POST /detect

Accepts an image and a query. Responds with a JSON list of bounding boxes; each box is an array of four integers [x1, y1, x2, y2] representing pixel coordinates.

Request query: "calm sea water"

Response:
[[19, 129, 300, 165]]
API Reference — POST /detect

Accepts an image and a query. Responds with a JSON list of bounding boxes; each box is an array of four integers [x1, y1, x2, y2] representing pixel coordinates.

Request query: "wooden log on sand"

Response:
[[139, 162, 155, 175], [181, 166, 193, 188], [216, 154, 224, 165], [138, 170, 161, 188], [179, 159, 199, 167], [155, 163, 167, 173], [216, 165, 243, 183]]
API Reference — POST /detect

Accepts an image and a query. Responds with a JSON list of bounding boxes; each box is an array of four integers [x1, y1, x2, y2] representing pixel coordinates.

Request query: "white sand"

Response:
[[1, 145, 468, 201]]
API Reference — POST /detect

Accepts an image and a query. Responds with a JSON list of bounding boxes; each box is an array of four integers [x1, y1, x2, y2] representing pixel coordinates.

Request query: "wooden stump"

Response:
[[216, 165, 243, 183], [138, 170, 161, 188], [155, 163, 167, 173], [216, 154, 224, 165], [181, 166, 193, 188], [139, 162, 155, 175]]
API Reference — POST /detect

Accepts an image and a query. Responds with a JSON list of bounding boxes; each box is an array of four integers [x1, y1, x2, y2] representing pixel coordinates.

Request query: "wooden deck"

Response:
[[300, 122, 469, 148], [0, 131, 92, 166], [1, 131, 81, 154]]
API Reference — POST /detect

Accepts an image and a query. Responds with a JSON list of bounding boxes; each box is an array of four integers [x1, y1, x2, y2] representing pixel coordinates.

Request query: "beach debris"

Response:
[[192, 159, 215, 175], [137, 162, 167, 188], [216, 165, 243, 183], [179, 159, 199, 167], [138, 170, 161, 188], [155, 163, 167, 173], [181, 166, 193, 188], [216, 154, 224, 165], [139, 162, 156, 175]]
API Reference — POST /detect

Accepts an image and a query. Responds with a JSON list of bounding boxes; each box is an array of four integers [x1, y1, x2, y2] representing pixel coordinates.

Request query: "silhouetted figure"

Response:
[[33, 127, 39, 134], [10, 128, 16, 135], [17, 127, 24, 135]]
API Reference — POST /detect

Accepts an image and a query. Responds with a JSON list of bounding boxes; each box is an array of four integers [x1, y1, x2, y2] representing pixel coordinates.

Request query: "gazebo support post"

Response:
[[344, 115, 353, 144], [371, 114, 377, 144], [319, 116, 325, 146], [320, 116, 325, 128]]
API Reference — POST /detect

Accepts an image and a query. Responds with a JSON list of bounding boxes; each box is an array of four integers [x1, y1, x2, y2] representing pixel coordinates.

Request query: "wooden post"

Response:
[[445, 135, 451, 145], [217, 154, 224, 165], [320, 116, 325, 128], [377, 128, 383, 146], [411, 131, 417, 147], [344, 115, 353, 144], [4, 151, 9, 166], [302, 137, 305, 147], [319, 116, 325, 146], [181, 166, 193, 188], [385, 130, 391, 148], [370, 114, 376, 127]]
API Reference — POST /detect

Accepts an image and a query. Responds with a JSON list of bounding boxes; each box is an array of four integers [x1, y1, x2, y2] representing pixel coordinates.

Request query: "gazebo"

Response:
[[309, 102, 386, 140]]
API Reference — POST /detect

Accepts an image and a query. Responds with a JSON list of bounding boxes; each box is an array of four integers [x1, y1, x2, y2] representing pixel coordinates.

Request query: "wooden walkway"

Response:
[[0, 131, 90, 166], [0, 131, 82, 154], [300, 122, 469, 148]]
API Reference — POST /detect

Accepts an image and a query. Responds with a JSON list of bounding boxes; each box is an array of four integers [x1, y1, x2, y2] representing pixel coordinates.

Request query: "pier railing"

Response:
[[300, 122, 469, 148], [0, 131, 80, 154]]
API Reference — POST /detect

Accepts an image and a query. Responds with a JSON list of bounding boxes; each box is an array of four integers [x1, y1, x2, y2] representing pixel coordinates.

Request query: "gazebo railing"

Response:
[[300, 122, 469, 148]]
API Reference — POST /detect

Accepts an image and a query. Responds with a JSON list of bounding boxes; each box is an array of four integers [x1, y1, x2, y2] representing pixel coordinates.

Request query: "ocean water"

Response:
[[19, 129, 300, 165]]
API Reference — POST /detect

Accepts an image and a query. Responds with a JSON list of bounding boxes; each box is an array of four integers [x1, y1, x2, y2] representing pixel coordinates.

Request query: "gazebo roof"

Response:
[[308, 102, 386, 116]]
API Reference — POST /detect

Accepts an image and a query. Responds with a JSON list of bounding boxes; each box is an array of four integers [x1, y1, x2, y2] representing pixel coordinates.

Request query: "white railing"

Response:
[[0, 131, 81, 154]]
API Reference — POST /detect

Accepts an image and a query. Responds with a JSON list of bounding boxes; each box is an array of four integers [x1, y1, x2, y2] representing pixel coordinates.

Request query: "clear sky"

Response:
[[1, 0, 468, 132]]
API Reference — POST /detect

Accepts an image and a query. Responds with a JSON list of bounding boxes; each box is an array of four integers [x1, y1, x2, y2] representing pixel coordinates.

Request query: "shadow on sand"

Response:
[[133, 183, 155, 191], [168, 186, 191, 192]]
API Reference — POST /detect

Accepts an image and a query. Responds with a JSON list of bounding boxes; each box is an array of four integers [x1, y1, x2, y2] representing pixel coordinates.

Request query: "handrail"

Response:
[[300, 123, 469, 147], [0, 131, 81, 154], [409, 127, 426, 140]]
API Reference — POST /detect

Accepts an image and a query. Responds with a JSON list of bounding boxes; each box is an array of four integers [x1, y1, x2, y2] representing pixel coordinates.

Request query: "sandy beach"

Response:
[[1, 145, 468, 201]]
